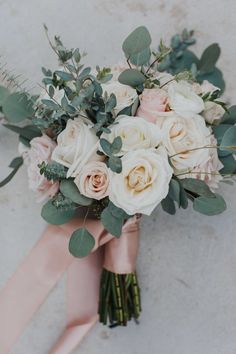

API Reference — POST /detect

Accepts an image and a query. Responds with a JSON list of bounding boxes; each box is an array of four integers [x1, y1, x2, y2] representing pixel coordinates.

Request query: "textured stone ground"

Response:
[[0, 1, 236, 353]]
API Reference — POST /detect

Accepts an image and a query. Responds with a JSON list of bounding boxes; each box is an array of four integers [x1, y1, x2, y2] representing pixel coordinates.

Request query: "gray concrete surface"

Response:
[[0, 1, 236, 353]]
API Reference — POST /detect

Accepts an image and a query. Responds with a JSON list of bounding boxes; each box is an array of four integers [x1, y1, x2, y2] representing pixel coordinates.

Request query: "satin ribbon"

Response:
[[0, 216, 140, 354]]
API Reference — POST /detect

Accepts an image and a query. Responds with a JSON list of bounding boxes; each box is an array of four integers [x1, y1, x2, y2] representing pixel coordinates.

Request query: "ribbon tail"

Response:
[[0, 225, 74, 354], [49, 250, 103, 354]]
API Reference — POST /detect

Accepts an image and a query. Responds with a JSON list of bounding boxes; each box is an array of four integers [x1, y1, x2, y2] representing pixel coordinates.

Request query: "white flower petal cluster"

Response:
[[109, 148, 173, 215], [100, 115, 162, 156], [52, 118, 102, 178]]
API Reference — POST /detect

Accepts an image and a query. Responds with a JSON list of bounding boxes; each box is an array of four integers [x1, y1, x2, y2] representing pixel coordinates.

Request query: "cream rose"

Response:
[[52, 118, 101, 178], [161, 113, 211, 172], [168, 80, 205, 117], [179, 136, 223, 190], [109, 147, 173, 215], [137, 88, 168, 123], [23, 135, 59, 202], [74, 161, 110, 200], [100, 115, 162, 156], [102, 80, 138, 115], [202, 101, 225, 124]]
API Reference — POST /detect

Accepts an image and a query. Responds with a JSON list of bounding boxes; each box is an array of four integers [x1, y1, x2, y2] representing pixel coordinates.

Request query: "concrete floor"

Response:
[[0, 1, 236, 353]]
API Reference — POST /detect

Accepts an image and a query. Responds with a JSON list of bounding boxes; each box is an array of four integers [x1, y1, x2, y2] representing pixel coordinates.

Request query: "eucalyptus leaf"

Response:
[[0, 85, 10, 106], [118, 69, 146, 88], [220, 126, 236, 153], [111, 137, 122, 154], [198, 43, 221, 74], [179, 183, 188, 209], [220, 155, 236, 174], [181, 178, 214, 197], [101, 207, 123, 237], [107, 201, 130, 219], [100, 138, 112, 156], [122, 26, 152, 57], [161, 195, 176, 215], [197, 68, 225, 93], [108, 156, 122, 173], [60, 179, 92, 206], [222, 106, 236, 124], [130, 47, 151, 66], [169, 179, 180, 205], [4, 124, 42, 141], [0, 157, 23, 188], [213, 124, 232, 157], [41, 200, 75, 225], [3, 93, 34, 123], [41, 99, 60, 110], [193, 194, 226, 216], [69, 228, 95, 258], [55, 70, 74, 81]]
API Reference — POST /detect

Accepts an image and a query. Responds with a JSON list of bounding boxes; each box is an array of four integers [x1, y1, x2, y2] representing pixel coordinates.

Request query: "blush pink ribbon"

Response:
[[0, 216, 140, 354]]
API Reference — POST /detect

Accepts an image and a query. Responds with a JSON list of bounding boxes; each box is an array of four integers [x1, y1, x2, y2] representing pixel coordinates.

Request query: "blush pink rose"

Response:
[[74, 161, 110, 200], [137, 88, 168, 123], [26, 135, 59, 202]]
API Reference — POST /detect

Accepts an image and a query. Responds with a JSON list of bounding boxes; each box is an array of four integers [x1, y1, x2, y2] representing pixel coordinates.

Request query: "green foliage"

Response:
[[118, 69, 146, 88], [193, 194, 227, 216], [213, 124, 232, 157], [96, 66, 113, 83], [69, 228, 95, 258], [158, 29, 197, 73], [100, 137, 122, 173], [2, 92, 34, 123], [220, 126, 236, 153], [60, 179, 92, 206], [4, 124, 41, 145], [222, 106, 236, 124], [198, 43, 221, 74], [158, 29, 225, 93], [122, 26, 152, 58], [101, 202, 130, 237], [180, 178, 214, 197], [161, 178, 188, 214], [161, 195, 176, 214], [197, 68, 225, 93], [0, 85, 10, 106], [168, 179, 180, 205], [108, 156, 122, 173], [179, 178, 227, 216], [220, 155, 236, 174], [41, 198, 76, 225], [39, 161, 67, 181], [130, 47, 151, 66], [0, 157, 23, 188]]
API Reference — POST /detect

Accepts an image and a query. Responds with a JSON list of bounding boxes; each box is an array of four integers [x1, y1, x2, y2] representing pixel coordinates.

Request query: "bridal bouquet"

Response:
[[0, 26, 236, 344]]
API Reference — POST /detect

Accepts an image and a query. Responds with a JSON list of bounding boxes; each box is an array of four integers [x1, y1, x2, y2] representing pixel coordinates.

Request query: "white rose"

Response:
[[109, 147, 173, 215], [161, 113, 211, 172], [100, 115, 162, 156], [202, 101, 225, 124], [51, 118, 101, 178], [102, 80, 138, 115], [74, 161, 110, 200], [168, 80, 205, 117], [179, 136, 223, 190]]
